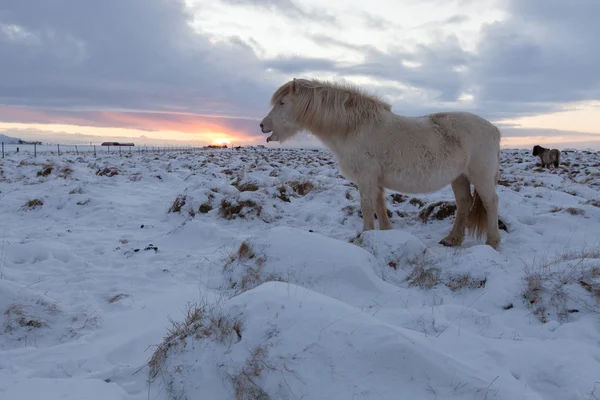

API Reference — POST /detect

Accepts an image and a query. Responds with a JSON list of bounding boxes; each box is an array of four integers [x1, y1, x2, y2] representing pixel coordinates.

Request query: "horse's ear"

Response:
[[290, 78, 297, 95]]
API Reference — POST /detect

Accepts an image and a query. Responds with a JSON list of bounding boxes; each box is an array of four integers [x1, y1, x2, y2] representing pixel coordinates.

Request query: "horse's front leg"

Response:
[[376, 186, 393, 230], [357, 183, 376, 231]]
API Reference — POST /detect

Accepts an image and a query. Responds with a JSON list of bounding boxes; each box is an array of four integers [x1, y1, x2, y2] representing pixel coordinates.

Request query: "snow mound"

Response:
[[0, 280, 101, 350], [151, 281, 530, 400], [217, 226, 393, 306], [0, 377, 130, 400]]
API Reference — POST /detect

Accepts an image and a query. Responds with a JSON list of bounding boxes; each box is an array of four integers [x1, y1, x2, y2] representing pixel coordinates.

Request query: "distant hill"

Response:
[[0, 133, 21, 144]]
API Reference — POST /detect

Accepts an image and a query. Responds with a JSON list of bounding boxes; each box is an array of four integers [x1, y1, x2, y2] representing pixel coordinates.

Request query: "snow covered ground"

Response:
[[0, 147, 599, 400]]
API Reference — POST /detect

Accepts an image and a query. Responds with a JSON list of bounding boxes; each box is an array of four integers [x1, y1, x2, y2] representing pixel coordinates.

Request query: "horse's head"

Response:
[[260, 79, 304, 143], [532, 145, 542, 156]]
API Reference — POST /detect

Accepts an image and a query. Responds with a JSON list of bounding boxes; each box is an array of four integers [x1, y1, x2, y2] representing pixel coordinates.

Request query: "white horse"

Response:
[[260, 78, 502, 249]]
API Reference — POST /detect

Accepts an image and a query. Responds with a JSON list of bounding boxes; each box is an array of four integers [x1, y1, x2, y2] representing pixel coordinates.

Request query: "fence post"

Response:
[[94, 145, 97, 158], [57, 144, 61, 156], [1, 142, 3, 159], [34, 143, 37, 157], [75, 145, 79, 155], [119, 146, 122, 156]]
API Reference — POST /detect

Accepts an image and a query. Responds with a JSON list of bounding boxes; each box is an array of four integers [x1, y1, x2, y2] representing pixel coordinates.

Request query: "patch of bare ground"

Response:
[[521, 246, 600, 323]]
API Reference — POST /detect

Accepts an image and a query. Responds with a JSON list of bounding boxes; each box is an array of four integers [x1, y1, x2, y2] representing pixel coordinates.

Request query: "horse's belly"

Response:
[[383, 168, 460, 194]]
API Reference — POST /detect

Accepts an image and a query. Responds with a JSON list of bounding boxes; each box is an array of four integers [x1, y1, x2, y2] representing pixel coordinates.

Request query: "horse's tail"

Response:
[[467, 147, 500, 239]]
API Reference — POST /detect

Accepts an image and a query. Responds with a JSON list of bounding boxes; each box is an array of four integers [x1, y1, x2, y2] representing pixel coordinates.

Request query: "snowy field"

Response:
[[1, 147, 599, 400]]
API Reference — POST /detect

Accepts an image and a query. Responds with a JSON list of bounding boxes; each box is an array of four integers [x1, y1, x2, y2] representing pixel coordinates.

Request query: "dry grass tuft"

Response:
[[37, 164, 54, 177], [418, 201, 457, 223], [276, 184, 291, 203], [446, 273, 487, 292], [288, 180, 314, 196], [235, 181, 260, 192], [409, 198, 425, 207], [199, 202, 213, 213], [406, 256, 441, 289], [4, 304, 44, 330], [566, 207, 585, 216], [230, 345, 272, 400], [168, 194, 187, 213], [23, 199, 43, 210], [96, 167, 119, 177], [58, 167, 73, 178], [222, 241, 282, 296], [219, 199, 263, 220], [107, 293, 130, 303], [521, 246, 600, 323], [390, 193, 408, 203], [148, 300, 243, 381]]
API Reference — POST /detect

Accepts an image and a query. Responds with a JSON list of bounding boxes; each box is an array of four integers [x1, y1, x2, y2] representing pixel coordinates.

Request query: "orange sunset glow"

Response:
[[0, 106, 266, 146]]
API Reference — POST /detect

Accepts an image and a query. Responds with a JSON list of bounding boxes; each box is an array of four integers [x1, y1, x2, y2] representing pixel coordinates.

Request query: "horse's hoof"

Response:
[[485, 238, 501, 250], [439, 237, 461, 247]]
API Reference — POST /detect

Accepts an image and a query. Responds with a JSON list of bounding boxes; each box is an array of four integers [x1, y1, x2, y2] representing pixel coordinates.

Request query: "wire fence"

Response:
[[0, 142, 227, 158]]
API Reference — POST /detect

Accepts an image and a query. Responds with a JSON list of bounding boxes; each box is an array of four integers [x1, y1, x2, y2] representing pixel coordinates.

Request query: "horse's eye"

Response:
[[279, 101, 284, 105]]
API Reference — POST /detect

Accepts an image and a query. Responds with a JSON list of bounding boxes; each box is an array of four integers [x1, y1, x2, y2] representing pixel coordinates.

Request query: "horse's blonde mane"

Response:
[[270, 78, 392, 136]]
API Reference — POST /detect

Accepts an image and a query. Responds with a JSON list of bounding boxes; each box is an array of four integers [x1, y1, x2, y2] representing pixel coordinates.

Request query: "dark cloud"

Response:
[[0, 0, 598, 138], [470, 0, 600, 110], [0, 0, 277, 118]]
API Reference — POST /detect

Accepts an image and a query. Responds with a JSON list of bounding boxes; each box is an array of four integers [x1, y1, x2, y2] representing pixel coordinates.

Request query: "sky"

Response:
[[0, 0, 599, 149]]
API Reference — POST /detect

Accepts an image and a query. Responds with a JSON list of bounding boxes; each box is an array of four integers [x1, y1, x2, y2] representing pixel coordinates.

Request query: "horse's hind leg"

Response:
[[470, 176, 501, 249], [357, 183, 376, 231], [440, 174, 472, 247], [376, 186, 393, 230]]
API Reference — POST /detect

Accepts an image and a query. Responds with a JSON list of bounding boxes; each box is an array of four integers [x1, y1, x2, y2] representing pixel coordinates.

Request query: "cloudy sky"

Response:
[[0, 0, 599, 148]]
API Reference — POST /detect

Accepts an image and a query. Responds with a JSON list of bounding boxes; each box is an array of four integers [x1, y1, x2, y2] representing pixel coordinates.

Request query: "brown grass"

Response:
[[107, 294, 130, 303], [235, 181, 260, 192], [219, 199, 263, 220], [199, 202, 213, 213], [4, 304, 44, 331], [96, 167, 119, 177], [23, 199, 43, 210], [446, 273, 487, 292], [409, 198, 425, 207], [229, 345, 272, 400], [148, 301, 243, 381], [566, 207, 585, 216], [288, 180, 314, 196], [222, 241, 282, 296], [37, 164, 54, 177], [390, 193, 407, 203], [405, 256, 441, 289], [521, 246, 600, 323], [168, 195, 187, 213], [418, 201, 457, 223]]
